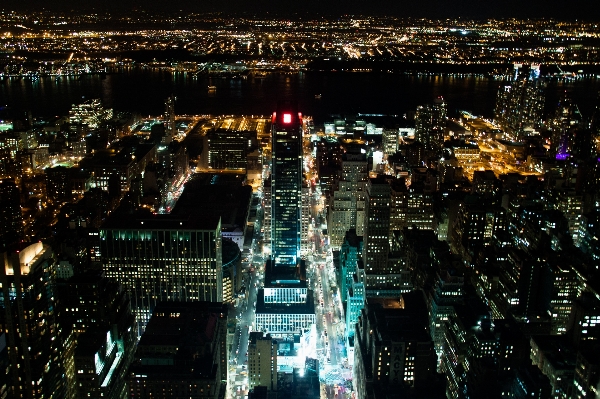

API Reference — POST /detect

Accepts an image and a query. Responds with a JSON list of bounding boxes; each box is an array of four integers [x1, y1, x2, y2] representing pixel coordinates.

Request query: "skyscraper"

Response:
[[271, 101, 303, 267], [0, 178, 22, 251], [415, 97, 447, 156], [100, 214, 223, 335], [164, 95, 176, 144], [362, 175, 392, 293], [329, 152, 368, 248], [255, 101, 315, 338], [550, 92, 583, 159], [0, 243, 64, 399], [494, 64, 545, 141]]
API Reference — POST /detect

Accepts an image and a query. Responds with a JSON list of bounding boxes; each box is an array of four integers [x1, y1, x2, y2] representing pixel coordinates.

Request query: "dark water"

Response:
[[1, 69, 599, 123]]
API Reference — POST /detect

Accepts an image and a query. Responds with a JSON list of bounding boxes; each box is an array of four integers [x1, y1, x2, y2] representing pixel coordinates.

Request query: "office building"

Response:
[[255, 260, 315, 336], [345, 270, 365, 348], [329, 153, 368, 248], [339, 229, 363, 303], [263, 178, 272, 252], [0, 179, 22, 251], [550, 92, 582, 159], [100, 212, 223, 334], [0, 243, 64, 399], [248, 332, 278, 391], [69, 98, 113, 129], [45, 166, 92, 203], [568, 292, 600, 346], [441, 298, 501, 399], [494, 66, 545, 141], [390, 178, 435, 232], [55, 271, 137, 399], [205, 129, 250, 170], [79, 140, 157, 195], [362, 175, 392, 293], [415, 97, 447, 155], [256, 102, 315, 338], [128, 301, 228, 399], [353, 293, 441, 399], [428, 267, 464, 360], [382, 128, 399, 156], [270, 102, 303, 267], [573, 344, 600, 398], [164, 95, 176, 143], [451, 196, 506, 259], [529, 335, 576, 398]]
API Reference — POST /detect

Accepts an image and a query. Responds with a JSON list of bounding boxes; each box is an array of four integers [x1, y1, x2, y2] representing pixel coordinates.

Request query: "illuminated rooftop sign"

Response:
[[283, 113, 292, 124]]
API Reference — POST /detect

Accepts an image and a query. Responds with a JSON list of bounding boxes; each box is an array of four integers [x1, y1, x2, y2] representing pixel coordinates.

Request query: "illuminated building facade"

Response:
[[345, 270, 365, 344], [262, 178, 272, 252], [79, 141, 157, 194], [0, 179, 22, 251], [255, 259, 315, 336], [382, 128, 399, 156], [45, 165, 71, 202], [270, 102, 303, 266], [494, 65, 544, 141], [428, 268, 464, 359], [329, 153, 368, 249], [301, 183, 311, 256], [128, 301, 228, 399], [56, 271, 137, 399], [74, 330, 129, 399], [550, 93, 582, 159], [390, 178, 435, 232], [441, 301, 497, 399], [451, 197, 506, 258], [164, 95, 176, 143], [354, 294, 440, 399], [415, 97, 447, 155], [69, 98, 113, 129], [248, 332, 278, 391], [100, 215, 223, 335], [362, 175, 392, 293], [205, 129, 249, 170], [0, 243, 64, 399], [255, 102, 315, 338], [339, 229, 363, 303]]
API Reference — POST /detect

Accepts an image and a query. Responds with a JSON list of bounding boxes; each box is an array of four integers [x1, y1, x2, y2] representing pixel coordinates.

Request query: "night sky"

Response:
[[2, 0, 600, 19]]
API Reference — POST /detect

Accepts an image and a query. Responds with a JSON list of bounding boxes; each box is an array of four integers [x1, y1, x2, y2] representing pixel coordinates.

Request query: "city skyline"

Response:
[[1, 0, 600, 20], [3, 3, 600, 398]]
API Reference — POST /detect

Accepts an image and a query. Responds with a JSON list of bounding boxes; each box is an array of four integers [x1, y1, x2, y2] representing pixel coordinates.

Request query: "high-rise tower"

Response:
[[415, 97, 447, 156], [494, 64, 545, 141], [164, 95, 176, 144], [270, 101, 303, 267], [0, 178, 22, 251], [1, 243, 64, 398], [255, 102, 315, 338]]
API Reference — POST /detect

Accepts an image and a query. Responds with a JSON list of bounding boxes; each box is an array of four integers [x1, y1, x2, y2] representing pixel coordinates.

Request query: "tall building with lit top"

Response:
[[255, 102, 315, 338], [271, 102, 303, 266], [0, 243, 64, 399]]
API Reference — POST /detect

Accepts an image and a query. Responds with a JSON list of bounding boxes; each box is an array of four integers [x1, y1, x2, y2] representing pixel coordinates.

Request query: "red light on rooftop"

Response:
[[283, 113, 292, 124]]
